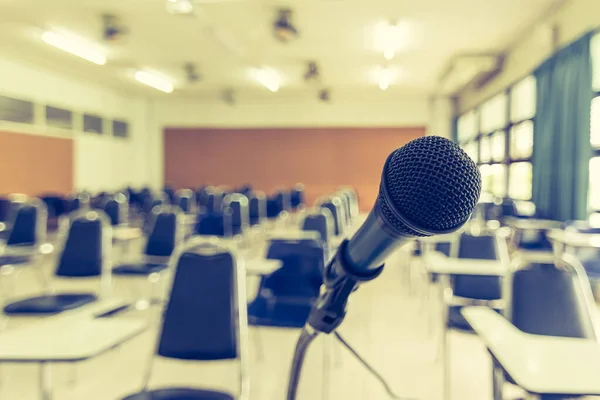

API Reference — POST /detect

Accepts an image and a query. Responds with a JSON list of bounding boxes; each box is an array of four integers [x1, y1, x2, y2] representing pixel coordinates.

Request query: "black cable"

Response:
[[286, 327, 319, 400], [334, 331, 417, 400]]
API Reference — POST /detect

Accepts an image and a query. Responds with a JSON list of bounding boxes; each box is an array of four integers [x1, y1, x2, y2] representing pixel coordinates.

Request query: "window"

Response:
[[458, 110, 478, 142], [113, 120, 129, 138], [592, 33, 600, 92], [46, 105, 73, 129], [83, 113, 103, 134], [491, 164, 507, 197], [480, 93, 508, 133], [480, 135, 491, 163], [480, 165, 492, 194], [0, 95, 34, 124], [510, 120, 534, 159], [592, 97, 600, 147], [464, 141, 479, 163], [491, 130, 506, 162], [510, 76, 536, 122], [590, 33, 600, 211], [509, 162, 533, 200]]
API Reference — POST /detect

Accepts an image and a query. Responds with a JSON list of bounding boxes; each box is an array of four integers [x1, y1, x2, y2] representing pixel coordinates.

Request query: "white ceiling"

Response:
[[0, 0, 558, 100]]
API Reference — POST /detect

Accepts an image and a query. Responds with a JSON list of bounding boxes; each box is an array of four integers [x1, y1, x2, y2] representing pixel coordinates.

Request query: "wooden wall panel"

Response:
[[164, 127, 425, 210], [0, 131, 73, 196]]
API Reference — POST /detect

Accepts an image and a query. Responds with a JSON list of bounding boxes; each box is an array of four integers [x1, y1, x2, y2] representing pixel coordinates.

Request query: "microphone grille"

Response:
[[380, 136, 481, 236]]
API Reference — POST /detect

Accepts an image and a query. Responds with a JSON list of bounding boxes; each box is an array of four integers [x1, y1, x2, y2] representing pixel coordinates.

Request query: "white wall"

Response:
[[146, 95, 441, 188], [458, 0, 600, 112], [0, 55, 151, 192]]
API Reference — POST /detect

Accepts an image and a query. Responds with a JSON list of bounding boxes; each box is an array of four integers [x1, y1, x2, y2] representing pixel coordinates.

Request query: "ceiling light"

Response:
[[166, 0, 194, 15], [378, 67, 391, 90], [374, 21, 409, 61], [252, 67, 281, 92], [41, 31, 106, 65], [273, 9, 298, 43], [134, 70, 174, 93]]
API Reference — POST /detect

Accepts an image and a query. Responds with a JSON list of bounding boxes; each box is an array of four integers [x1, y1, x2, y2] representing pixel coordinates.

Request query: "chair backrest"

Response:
[[41, 195, 66, 219], [266, 196, 282, 219], [320, 197, 343, 236], [158, 238, 246, 362], [261, 239, 325, 298], [145, 206, 179, 257], [248, 191, 266, 226], [223, 194, 249, 235], [0, 197, 11, 222], [301, 208, 334, 245], [195, 211, 230, 237], [337, 191, 352, 227], [291, 184, 305, 209], [449, 231, 504, 300], [103, 193, 128, 226], [175, 189, 195, 214], [206, 189, 225, 214], [56, 210, 109, 277], [6, 199, 47, 246], [508, 256, 599, 340], [338, 187, 359, 218], [275, 190, 291, 214]]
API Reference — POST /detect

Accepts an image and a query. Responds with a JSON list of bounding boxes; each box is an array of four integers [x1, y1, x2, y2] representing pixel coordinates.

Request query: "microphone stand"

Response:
[[286, 240, 415, 400]]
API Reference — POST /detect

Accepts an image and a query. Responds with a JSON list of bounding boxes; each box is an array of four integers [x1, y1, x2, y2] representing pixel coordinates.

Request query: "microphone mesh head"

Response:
[[379, 136, 481, 236]]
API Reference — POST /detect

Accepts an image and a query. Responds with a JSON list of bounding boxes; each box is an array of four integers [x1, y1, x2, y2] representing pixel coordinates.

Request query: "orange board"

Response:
[[164, 127, 425, 210], [0, 131, 73, 196]]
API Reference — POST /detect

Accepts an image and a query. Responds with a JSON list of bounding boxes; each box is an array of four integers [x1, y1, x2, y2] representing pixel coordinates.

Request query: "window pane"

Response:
[[480, 93, 508, 133], [113, 120, 129, 138], [83, 113, 103, 134], [463, 141, 479, 163], [509, 162, 532, 200], [46, 106, 73, 129], [491, 130, 506, 162], [592, 33, 600, 92], [480, 135, 491, 163], [510, 120, 534, 159], [510, 76, 536, 122], [0, 95, 34, 124], [591, 96, 600, 147], [480, 165, 492, 194], [590, 157, 600, 210], [458, 110, 478, 142], [491, 164, 507, 197]]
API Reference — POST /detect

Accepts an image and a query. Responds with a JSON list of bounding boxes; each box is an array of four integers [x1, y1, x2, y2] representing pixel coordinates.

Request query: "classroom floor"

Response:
[[0, 239, 537, 400]]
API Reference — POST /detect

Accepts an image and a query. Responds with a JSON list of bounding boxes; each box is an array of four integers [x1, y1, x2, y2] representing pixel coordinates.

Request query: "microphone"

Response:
[[307, 135, 481, 333]]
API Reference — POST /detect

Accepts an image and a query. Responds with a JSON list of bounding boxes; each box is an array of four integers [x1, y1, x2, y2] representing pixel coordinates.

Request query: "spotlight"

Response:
[[318, 88, 331, 103], [304, 61, 320, 83], [166, 0, 194, 15], [102, 14, 128, 43], [273, 9, 298, 43], [184, 63, 201, 83]]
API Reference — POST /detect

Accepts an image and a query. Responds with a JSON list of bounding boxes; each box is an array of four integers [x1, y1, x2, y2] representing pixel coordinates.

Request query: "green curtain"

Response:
[[533, 32, 593, 221]]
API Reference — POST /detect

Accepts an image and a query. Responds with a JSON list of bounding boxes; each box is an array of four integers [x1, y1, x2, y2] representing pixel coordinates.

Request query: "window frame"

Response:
[[590, 90, 600, 211]]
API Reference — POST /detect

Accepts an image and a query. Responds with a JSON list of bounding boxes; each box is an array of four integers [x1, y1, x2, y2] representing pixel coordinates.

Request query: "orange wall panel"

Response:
[[0, 131, 73, 196], [164, 127, 425, 210]]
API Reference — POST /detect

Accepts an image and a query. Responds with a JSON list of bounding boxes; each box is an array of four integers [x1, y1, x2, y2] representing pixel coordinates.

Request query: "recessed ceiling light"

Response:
[[252, 67, 281, 92], [374, 21, 409, 60], [166, 0, 194, 15], [134, 70, 174, 93], [41, 31, 106, 65]]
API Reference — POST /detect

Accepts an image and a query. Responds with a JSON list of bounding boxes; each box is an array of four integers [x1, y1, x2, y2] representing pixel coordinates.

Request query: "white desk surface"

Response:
[[547, 229, 600, 248], [423, 252, 507, 276], [112, 226, 143, 241], [506, 218, 561, 231], [0, 317, 146, 362], [462, 307, 600, 396], [266, 229, 321, 241], [245, 259, 283, 276]]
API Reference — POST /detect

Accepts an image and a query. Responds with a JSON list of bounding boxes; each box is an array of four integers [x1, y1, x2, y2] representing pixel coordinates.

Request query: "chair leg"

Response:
[[492, 364, 504, 400], [252, 328, 265, 362], [67, 363, 77, 387]]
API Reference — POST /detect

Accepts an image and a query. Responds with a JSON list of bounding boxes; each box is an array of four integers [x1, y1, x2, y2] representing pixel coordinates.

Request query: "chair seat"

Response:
[[4, 293, 97, 315], [122, 387, 234, 400], [113, 263, 168, 275], [0, 254, 32, 266], [248, 296, 314, 328]]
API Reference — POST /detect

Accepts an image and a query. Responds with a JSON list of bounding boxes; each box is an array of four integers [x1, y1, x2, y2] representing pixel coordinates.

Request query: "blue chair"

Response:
[[103, 193, 128, 227], [439, 230, 509, 399], [113, 206, 179, 276], [290, 184, 305, 210], [163, 186, 176, 204], [248, 191, 266, 227], [274, 190, 291, 215], [248, 238, 324, 328], [196, 186, 213, 210], [121, 237, 249, 400], [265, 197, 282, 219], [195, 211, 230, 237], [205, 189, 226, 214], [3, 209, 110, 316], [175, 189, 196, 214], [320, 197, 343, 236], [223, 194, 249, 237], [301, 208, 334, 260], [490, 255, 599, 400], [336, 190, 353, 228]]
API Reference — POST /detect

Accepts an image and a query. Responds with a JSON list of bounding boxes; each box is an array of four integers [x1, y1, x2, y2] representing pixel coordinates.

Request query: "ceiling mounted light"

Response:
[[252, 67, 281, 92], [166, 0, 194, 15], [304, 61, 320, 83], [318, 88, 331, 103], [374, 21, 409, 61], [134, 70, 174, 93], [378, 66, 391, 90], [102, 14, 128, 43], [184, 63, 201, 83], [273, 9, 298, 43], [41, 31, 106, 65]]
